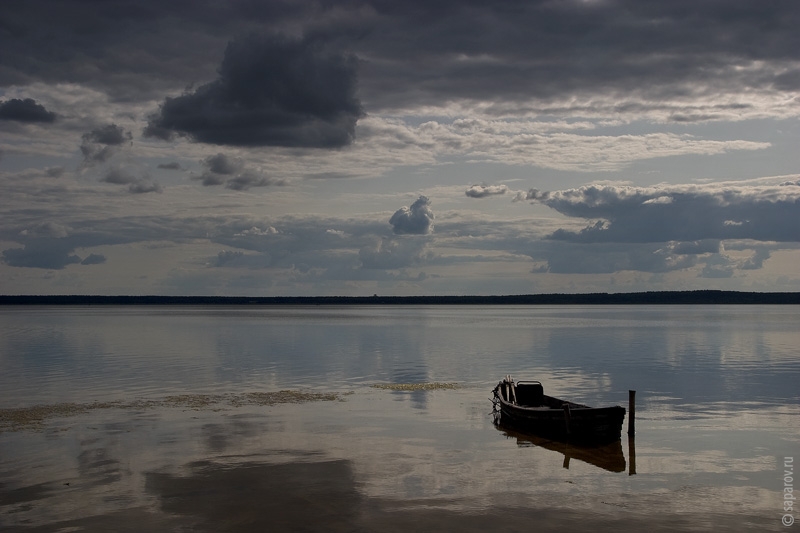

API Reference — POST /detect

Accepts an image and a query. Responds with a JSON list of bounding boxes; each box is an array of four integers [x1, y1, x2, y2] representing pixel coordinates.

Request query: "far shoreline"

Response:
[[0, 290, 798, 306]]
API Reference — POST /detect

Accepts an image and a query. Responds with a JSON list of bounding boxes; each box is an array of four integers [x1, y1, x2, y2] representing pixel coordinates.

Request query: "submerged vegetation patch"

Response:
[[371, 382, 461, 391], [0, 390, 341, 432]]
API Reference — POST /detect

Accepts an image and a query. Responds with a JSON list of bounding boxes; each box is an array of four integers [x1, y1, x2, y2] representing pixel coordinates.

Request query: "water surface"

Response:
[[1, 305, 797, 531]]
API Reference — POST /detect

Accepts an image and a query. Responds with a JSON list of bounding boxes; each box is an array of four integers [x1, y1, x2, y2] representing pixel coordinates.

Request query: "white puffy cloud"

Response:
[[389, 196, 435, 235], [465, 184, 508, 198]]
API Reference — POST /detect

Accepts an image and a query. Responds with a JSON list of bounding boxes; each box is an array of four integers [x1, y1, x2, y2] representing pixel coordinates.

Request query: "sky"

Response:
[[1, 0, 799, 296]]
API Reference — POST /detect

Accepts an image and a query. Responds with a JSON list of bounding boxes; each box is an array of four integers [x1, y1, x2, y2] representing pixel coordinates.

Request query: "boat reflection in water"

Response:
[[493, 423, 630, 473]]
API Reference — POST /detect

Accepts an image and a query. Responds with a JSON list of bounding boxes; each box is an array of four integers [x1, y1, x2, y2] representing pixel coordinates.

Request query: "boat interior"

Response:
[[498, 379, 588, 409], [512, 381, 544, 406]]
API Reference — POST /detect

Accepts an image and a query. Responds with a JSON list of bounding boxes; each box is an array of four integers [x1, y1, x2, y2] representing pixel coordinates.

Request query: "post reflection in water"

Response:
[[628, 435, 637, 476]]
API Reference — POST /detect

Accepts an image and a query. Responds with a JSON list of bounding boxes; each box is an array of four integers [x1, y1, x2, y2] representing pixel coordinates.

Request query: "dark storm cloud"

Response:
[[0, 98, 56, 123], [157, 162, 182, 170], [389, 196, 434, 235], [0, 1, 229, 100], [465, 184, 508, 198], [81, 124, 132, 163], [3, 1, 800, 114], [347, 0, 800, 112], [521, 182, 800, 244], [145, 33, 364, 148]]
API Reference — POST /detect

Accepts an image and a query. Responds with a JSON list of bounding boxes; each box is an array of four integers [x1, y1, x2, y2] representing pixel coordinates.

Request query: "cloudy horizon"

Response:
[[1, 0, 799, 296]]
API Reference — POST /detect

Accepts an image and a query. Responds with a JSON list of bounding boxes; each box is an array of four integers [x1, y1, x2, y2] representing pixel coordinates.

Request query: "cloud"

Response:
[[360, 118, 770, 172], [235, 227, 279, 236], [46, 166, 65, 178], [533, 241, 698, 275], [203, 153, 242, 175], [193, 153, 286, 191], [81, 253, 106, 265], [359, 237, 430, 269], [145, 33, 364, 148], [204, 217, 413, 280], [522, 181, 800, 244], [700, 254, 736, 279], [465, 184, 508, 198], [0, 98, 57, 123], [739, 248, 771, 270], [127, 181, 163, 194], [215, 250, 246, 267], [19, 221, 70, 239], [225, 171, 284, 191], [389, 196, 435, 235], [196, 173, 226, 187], [354, 1, 800, 119], [84, 124, 131, 145], [101, 166, 163, 194], [102, 167, 139, 185], [3, 1, 800, 122], [509, 180, 800, 276], [3, 1, 800, 296], [668, 239, 721, 255], [2, 240, 82, 269], [80, 124, 132, 163]]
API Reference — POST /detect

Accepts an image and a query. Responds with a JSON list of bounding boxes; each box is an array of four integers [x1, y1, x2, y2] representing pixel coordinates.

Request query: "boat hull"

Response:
[[497, 400, 625, 442], [492, 380, 626, 443]]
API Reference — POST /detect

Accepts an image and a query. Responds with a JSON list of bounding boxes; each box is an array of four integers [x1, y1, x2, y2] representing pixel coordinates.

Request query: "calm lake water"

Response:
[[1, 305, 798, 531]]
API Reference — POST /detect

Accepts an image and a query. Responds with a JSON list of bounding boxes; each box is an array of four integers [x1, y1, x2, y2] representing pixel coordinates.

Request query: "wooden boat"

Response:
[[491, 376, 625, 443]]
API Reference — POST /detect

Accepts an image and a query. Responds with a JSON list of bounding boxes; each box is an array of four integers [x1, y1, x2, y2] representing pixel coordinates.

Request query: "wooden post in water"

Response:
[[563, 403, 571, 435], [627, 390, 637, 475], [627, 390, 636, 436]]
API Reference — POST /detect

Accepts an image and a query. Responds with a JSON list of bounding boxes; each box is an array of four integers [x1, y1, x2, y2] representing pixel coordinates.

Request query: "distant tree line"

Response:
[[0, 291, 798, 306]]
